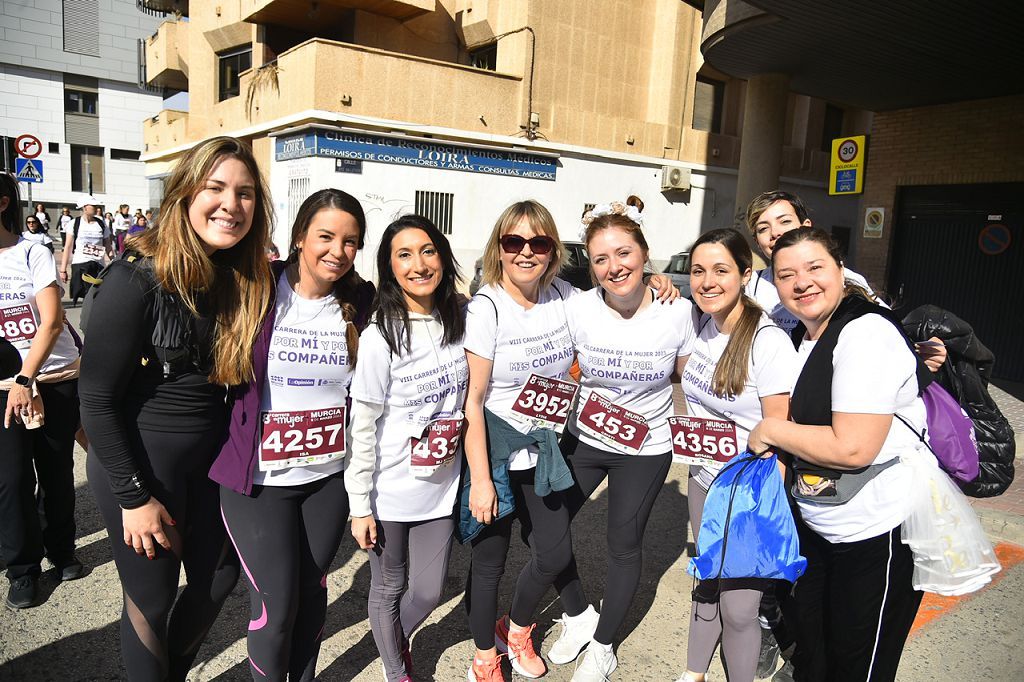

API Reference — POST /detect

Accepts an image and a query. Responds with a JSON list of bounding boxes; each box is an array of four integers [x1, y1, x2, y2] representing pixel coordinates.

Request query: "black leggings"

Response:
[[88, 427, 239, 681], [0, 380, 79, 580], [554, 433, 672, 645], [220, 474, 350, 682], [465, 467, 574, 650]]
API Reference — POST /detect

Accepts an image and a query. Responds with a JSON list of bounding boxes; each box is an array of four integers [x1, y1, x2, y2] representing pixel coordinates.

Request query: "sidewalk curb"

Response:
[[975, 506, 1024, 547]]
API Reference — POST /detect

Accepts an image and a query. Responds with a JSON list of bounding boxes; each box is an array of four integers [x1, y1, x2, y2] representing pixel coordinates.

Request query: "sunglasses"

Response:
[[499, 234, 555, 255]]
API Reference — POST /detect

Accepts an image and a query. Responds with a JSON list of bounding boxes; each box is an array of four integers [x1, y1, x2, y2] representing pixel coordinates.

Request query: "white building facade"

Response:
[[0, 0, 164, 215]]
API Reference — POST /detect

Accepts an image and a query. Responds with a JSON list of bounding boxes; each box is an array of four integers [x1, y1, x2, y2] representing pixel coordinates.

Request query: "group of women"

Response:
[[0, 137, 945, 682]]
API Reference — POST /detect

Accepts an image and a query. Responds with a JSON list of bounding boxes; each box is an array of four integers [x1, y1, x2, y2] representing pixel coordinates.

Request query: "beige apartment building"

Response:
[[139, 0, 865, 271]]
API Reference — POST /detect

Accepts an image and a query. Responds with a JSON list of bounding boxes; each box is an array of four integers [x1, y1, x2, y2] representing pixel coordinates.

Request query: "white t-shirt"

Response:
[[22, 230, 53, 249], [59, 214, 74, 233], [567, 288, 696, 456], [683, 313, 800, 490], [70, 217, 110, 265], [113, 213, 133, 232], [746, 266, 874, 333], [35, 212, 50, 230], [464, 278, 576, 470], [794, 314, 927, 543], [253, 271, 353, 487], [349, 312, 467, 521], [0, 240, 79, 379]]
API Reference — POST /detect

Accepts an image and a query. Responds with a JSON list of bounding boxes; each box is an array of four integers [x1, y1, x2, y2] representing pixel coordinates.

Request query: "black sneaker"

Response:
[[756, 627, 781, 679], [6, 576, 38, 609], [57, 557, 85, 582]]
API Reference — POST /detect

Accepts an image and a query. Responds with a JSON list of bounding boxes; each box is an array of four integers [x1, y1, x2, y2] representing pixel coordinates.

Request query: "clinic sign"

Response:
[[829, 135, 866, 195], [275, 128, 557, 181]]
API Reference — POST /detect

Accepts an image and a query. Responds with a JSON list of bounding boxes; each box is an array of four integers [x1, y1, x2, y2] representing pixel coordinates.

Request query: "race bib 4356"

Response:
[[669, 415, 738, 467]]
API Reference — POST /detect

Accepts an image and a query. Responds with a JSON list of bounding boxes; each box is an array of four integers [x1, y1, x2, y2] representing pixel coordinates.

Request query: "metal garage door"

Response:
[[888, 183, 1023, 382]]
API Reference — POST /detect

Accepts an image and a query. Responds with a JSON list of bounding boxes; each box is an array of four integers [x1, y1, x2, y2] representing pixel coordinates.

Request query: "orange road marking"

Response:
[[909, 542, 1024, 637]]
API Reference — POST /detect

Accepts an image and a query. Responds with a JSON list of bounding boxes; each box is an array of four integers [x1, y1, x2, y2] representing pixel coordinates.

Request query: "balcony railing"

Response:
[[137, 0, 188, 18]]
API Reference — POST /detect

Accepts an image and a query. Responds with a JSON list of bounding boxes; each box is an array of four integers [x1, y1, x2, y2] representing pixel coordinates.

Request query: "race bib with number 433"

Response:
[[409, 417, 463, 477]]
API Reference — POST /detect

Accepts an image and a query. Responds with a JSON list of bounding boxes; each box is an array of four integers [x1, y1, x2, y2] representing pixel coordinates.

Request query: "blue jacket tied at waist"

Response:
[[457, 408, 574, 543]]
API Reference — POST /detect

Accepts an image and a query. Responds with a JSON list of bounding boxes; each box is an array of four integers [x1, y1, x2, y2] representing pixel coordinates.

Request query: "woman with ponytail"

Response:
[[675, 228, 799, 682], [211, 188, 374, 681], [81, 136, 272, 679]]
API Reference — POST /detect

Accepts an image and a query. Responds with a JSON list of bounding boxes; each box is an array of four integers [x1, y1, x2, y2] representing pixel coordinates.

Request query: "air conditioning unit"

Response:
[[660, 165, 691, 192]]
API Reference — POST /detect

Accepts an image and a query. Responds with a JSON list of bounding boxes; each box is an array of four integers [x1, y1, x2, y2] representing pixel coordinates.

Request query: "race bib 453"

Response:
[[577, 392, 649, 455]]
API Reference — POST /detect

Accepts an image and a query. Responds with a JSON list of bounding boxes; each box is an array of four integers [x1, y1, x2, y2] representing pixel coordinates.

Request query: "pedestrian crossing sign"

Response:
[[15, 158, 43, 183]]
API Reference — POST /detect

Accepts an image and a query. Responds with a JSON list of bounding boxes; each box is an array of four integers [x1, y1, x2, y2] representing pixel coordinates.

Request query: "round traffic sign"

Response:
[[978, 223, 1011, 256], [15, 134, 42, 159], [837, 139, 858, 163]]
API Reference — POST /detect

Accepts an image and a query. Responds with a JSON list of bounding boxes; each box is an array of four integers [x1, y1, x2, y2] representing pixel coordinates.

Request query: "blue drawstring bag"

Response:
[[688, 454, 806, 586]]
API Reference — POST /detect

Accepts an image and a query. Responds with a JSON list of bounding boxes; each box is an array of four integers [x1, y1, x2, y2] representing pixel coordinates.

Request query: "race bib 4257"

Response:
[[259, 407, 346, 471]]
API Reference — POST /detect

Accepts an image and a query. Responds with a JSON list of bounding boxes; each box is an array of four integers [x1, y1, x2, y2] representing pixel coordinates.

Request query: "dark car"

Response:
[[662, 251, 691, 298], [469, 240, 592, 295]]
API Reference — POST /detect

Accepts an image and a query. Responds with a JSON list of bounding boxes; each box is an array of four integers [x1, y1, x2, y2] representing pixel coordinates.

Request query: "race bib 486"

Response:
[[0, 305, 37, 343]]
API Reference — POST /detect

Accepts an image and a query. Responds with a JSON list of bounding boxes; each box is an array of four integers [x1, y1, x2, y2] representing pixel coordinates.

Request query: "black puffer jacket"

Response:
[[902, 305, 1016, 497]]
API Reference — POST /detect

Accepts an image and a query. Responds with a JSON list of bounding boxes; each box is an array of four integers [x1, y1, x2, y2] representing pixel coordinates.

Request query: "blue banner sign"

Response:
[[276, 128, 557, 181]]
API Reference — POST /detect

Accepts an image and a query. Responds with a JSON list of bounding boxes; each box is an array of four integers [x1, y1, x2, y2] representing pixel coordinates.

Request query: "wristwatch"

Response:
[[14, 374, 32, 387]]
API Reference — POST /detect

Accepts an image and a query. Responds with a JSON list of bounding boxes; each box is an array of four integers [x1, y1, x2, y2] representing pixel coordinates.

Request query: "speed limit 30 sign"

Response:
[[829, 135, 866, 195]]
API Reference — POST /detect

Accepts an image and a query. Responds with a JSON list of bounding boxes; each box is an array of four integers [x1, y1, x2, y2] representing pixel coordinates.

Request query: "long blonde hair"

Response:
[[130, 136, 272, 385], [481, 200, 566, 291]]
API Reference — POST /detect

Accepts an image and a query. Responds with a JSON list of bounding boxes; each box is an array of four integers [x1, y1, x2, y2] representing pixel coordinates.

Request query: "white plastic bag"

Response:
[[900, 446, 1001, 596]]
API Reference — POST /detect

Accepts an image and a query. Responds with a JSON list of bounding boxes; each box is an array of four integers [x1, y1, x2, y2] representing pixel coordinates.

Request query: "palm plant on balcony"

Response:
[[245, 60, 280, 120]]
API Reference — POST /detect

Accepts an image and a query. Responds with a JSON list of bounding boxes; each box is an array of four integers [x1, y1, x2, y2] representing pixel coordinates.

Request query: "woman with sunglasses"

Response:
[[22, 215, 54, 252], [462, 201, 577, 682], [462, 201, 680, 682], [347, 215, 466, 682]]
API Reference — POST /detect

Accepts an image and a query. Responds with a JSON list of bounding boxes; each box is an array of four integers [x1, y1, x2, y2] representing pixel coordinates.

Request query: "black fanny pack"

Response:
[[790, 458, 898, 505]]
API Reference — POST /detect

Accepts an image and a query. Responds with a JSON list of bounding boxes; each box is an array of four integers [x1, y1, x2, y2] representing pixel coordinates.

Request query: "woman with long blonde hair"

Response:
[[81, 136, 272, 680]]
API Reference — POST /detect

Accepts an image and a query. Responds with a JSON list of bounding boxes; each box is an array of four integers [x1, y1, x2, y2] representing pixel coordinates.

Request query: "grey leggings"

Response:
[[687, 474, 762, 681], [368, 517, 455, 682]]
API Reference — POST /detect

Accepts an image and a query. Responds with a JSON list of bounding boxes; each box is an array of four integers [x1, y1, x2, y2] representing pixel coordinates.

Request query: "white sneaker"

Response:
[[570, 641, 617, 682], [548, 604, 600, 665]]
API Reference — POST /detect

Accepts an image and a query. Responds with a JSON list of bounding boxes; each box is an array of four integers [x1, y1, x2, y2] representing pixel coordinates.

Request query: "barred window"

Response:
[[415, 191, 454, 235]]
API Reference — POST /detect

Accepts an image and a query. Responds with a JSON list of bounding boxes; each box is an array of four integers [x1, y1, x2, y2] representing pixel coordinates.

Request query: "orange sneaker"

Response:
[[467, 653, 506, 682], [495, 616, 547, 678]]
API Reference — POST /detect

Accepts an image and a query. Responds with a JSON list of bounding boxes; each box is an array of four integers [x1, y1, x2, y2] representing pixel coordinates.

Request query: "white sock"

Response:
[[591, 639, 613, 654]]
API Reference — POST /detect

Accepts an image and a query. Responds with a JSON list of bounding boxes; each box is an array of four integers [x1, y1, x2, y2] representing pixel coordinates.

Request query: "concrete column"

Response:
[[734, 73, 791, 218]]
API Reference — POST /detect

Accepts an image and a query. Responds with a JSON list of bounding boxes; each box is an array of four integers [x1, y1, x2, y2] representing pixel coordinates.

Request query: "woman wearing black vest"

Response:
[[747, 227, 926, 682], [81, 137, 273, 680]]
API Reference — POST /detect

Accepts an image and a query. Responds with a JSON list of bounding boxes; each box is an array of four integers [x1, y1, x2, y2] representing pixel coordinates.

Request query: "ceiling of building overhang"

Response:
[[700, 0, 1023, 111]]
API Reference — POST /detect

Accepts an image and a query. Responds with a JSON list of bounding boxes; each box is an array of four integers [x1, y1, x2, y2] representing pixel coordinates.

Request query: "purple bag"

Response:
[[897, 382, 980, 483]]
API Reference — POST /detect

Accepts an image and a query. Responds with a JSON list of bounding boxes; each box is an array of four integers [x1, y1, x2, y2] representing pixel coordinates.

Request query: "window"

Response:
[[469, 43, 497, 71], [692, 76, 725, 134], [821, 104, 845, 152], [110, 148, 141, 161], [287, 176, 311, 236], [218, 45, 253, 102], [48, 142, 60, 153], [415, 191, 454, 235], [71, 145, 104, 193], [65, 89, 98, 115], [63, 0, 100, 57]]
